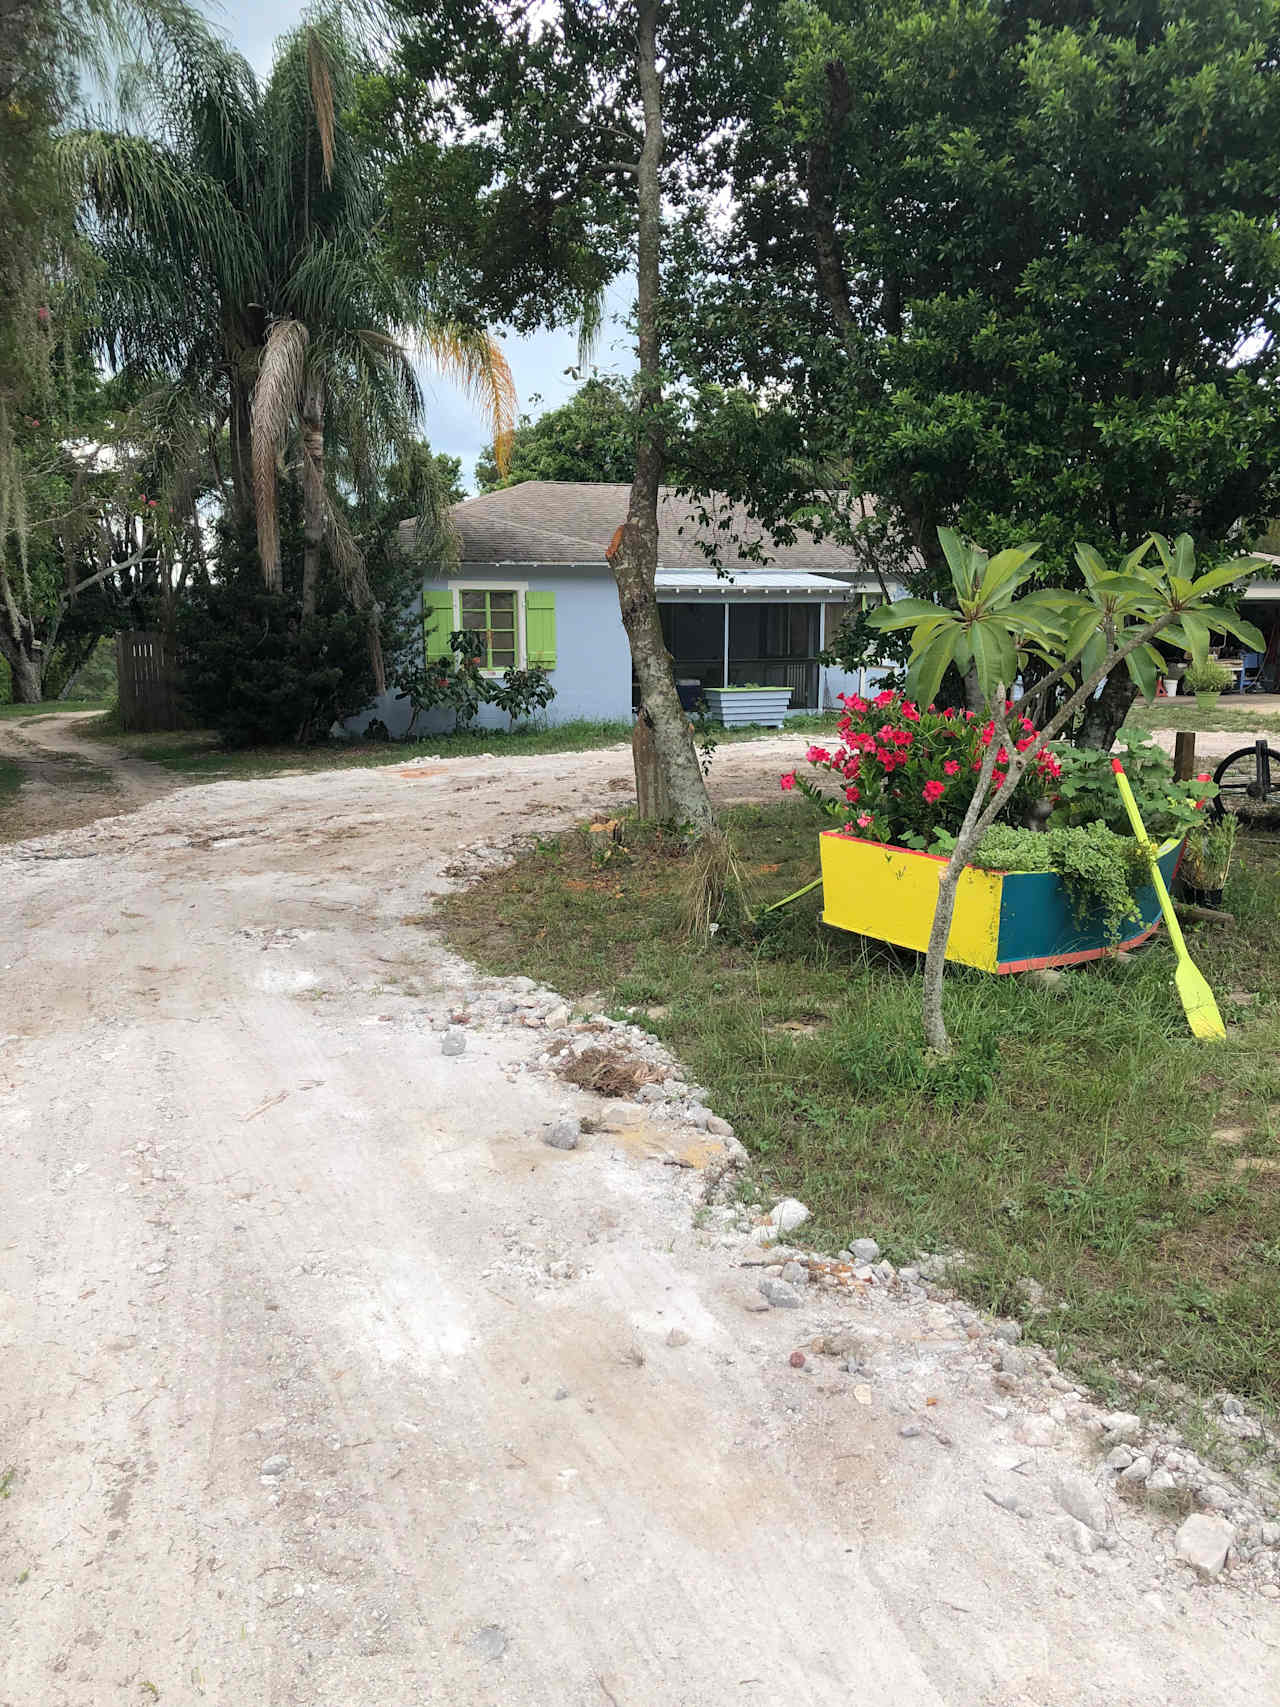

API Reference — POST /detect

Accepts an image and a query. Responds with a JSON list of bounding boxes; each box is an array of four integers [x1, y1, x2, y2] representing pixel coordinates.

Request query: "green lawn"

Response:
[[0, 699, 108, 720], [441, 803, 1280, 1416], [0, 758, 21, 801], [81, 711, 837, 782], [1125, 698, 1280, 737]]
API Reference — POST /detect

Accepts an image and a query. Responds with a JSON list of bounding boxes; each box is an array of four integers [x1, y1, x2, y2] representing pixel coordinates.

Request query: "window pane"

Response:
[[460, 591, 486, 625], [490, 636, 517, 667], [489, 591, 516, 621]]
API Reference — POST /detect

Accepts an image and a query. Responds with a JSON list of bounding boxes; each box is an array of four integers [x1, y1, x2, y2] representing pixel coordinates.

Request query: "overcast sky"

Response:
[[206, 0, 634, 487]]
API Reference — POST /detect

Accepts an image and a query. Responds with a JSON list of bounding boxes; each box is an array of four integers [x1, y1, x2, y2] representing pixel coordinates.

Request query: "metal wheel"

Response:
[[1211, 741, 1280, 823]]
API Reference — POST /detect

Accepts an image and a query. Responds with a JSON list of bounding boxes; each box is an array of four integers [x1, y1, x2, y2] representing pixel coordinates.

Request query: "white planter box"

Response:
[[702, 686, 793, 728]]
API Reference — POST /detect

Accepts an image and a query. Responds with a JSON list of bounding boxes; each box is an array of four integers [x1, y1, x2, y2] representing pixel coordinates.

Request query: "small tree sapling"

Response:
[[866, 530, 1265, 1055]]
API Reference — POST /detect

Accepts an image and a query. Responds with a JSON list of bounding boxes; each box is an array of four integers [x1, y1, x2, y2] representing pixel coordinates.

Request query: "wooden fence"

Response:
[[115, 630, 180, 732]]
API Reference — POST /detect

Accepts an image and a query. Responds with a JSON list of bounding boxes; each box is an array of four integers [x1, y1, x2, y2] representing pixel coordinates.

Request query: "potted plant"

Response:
[[1161, 662, 1185, 697], [787, 696, 1205, 972], [702, 681, 793, 728], [1184, 658, 1233, 710], [1180, 815, 1237, 908]]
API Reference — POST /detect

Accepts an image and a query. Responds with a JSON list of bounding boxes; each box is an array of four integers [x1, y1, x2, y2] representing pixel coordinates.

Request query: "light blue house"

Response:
[[353, 481, 907, 736]]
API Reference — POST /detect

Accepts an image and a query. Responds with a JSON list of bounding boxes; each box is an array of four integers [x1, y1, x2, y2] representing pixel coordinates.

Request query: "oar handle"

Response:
[[1111, 758, 1189, 957]]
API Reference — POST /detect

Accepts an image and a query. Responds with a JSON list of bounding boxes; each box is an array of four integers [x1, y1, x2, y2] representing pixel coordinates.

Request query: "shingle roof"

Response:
[[415, 481, 867, 573]]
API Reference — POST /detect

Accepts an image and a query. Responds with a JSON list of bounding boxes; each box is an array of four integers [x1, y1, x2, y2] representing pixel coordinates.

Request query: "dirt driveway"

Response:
[[1, 722, 1277, 1705]]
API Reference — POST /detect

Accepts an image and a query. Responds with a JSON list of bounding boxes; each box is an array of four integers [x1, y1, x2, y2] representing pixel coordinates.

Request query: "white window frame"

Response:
[[448, 580, 528, 674]]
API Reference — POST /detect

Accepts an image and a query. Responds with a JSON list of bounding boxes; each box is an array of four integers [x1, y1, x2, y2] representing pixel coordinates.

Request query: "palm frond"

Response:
[[316, 479, 386, 692], [63, 129, 261, 301], [306, 27, 337, 186], [419, 325, 518, 473], [251, 319, 310, 591]]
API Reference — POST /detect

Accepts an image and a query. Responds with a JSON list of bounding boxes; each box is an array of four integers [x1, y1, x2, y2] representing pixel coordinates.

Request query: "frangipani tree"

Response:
[[867, 530, 1265, 1055]]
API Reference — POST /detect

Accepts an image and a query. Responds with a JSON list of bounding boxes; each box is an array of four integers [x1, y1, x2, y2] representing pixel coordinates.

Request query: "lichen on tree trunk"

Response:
[[631, 711, 671, 821]]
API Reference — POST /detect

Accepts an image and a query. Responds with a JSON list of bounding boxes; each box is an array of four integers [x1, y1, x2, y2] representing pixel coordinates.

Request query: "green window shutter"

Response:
[[525, 589, 557, 668], [423, 588, 454, 662]]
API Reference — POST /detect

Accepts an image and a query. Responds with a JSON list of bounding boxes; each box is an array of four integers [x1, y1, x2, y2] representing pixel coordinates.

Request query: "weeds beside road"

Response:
[[81, 711, 840, 782], [443, 803, 1280, 1414]]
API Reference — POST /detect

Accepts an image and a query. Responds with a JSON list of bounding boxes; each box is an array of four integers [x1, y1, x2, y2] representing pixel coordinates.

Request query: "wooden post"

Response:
[[1173, 731, 1197, 781]]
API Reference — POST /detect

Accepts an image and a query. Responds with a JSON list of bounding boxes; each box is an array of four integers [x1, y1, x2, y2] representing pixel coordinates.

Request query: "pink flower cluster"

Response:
[[779, 689, 1060, 846]]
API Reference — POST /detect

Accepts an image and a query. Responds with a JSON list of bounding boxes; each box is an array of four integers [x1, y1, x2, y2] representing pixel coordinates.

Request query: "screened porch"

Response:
[[647, 568, 851, 711]]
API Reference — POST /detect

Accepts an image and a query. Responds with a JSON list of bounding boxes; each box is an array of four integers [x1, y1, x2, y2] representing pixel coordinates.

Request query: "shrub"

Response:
[[1048, 737, 1212, 838], [396, 628, 556, 732], [179, 515, 409, 746], [1184, 659, 1233, 695]]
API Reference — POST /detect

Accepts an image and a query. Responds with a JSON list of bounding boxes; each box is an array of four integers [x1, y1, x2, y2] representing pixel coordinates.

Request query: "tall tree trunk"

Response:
[[228, 373, 255, 526], [7, 649, 42, 702], [610, 0, 714, 834], [805, 58, 856, 358], [1076, 670, 1139, 750], [300, 379, 325, 620], [0, 574, 42, 701]]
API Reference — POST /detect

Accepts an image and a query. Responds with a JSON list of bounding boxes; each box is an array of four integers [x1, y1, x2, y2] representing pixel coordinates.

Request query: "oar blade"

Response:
[[1176, 958, 1226, 1041]]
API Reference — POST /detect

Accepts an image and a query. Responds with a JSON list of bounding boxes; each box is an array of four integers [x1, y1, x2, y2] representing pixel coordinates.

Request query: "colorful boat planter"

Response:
[[818, 830, 1184, 973]]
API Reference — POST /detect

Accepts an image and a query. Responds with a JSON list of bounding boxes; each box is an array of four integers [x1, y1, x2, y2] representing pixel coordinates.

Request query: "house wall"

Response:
[[341, 563, 633, 738], [818, 583, 906, 709]]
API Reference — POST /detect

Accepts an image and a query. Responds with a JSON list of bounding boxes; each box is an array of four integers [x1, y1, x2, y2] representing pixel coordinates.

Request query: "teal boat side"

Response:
[[994, 839, 1182, 973]]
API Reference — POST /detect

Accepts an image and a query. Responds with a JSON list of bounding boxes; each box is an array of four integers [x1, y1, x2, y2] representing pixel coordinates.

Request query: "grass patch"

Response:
[[440, 804, 1280, 1409], [80, 711, 836, 782], [80, 717, 636, 779], [0, 699, 108, 720], [1125, 699, 1280, 737], [0, 759, 21, 803]]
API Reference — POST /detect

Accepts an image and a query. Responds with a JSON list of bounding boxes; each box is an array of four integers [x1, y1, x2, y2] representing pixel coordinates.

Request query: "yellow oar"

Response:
[[1111, 757, 1225, 1041]]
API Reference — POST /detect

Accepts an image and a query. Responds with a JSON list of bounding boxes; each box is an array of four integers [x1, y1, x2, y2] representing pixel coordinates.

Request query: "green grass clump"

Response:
[[79, 716, 636, 778], [1124, 700, 1280, 737], [0, 699, 107, 720], [440, 804, 1280, 1410], [80, 711, 832, 782]]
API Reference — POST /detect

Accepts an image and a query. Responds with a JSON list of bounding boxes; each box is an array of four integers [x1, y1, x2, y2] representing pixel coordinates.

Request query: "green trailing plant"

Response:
[[952, 821, 1153, 941], [1184, 659, 1233, 696], [1042, 825, 1152, 941], [1048, 738, 1213, 839]]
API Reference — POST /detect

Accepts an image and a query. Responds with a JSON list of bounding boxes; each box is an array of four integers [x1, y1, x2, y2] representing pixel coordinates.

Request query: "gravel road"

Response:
[[1, 720, 1277, 1705]]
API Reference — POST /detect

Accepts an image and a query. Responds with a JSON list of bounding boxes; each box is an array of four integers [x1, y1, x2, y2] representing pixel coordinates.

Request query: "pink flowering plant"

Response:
[[782, 688, 1061, 851]]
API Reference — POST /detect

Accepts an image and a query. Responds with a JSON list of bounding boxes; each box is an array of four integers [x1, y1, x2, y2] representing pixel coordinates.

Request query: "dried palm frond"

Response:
[[576, 283, 605, 369], [251, 318, 309, 590], [305, 27, 336, 186], [419, 325, 518, 474]]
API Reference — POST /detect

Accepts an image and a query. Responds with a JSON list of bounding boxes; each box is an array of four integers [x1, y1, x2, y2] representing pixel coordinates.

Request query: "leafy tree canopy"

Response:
[[474, 374, 638, 491], [674, 0, 1280, 563]]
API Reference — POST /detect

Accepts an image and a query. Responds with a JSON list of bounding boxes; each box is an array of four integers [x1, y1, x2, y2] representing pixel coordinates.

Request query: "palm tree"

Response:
[[68, 6, 514, 668]]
